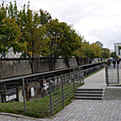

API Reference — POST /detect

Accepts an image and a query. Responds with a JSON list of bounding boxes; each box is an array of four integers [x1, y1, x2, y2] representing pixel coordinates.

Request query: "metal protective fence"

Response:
[[0, 62, 104, 116], [105, 62, 121, 86]]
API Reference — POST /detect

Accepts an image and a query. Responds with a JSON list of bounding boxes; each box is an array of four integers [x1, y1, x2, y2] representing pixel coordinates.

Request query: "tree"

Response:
[[0, 17, 21, 57], [95, 41, 103, 48], [39, 9, 52, 25], [16, 3, 52, 57], [101, 48, 110, 58], [111, 52, 117, 58], [75, 41, 94, 58], [32, 26, 50, 56], [90, 42, 102, 58], [0, 1, 108, 60], [46, 19, 81, 57]]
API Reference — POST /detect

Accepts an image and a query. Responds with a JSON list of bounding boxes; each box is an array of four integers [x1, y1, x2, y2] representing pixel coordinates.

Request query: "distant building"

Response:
[[0, 48, 21, 58], [114, 43, 121, 58]]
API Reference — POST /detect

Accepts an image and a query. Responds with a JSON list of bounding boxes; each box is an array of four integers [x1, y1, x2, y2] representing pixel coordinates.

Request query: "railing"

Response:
[[0, 57, 101, 79], [0, 62, 104, 117]]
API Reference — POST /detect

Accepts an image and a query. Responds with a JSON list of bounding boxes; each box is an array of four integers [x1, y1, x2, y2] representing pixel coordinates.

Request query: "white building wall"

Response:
[[114, 43, 121, 58]]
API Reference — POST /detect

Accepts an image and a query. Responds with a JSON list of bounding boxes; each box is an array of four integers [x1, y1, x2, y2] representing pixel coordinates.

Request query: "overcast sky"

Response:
[[2, 0, 121, 50]]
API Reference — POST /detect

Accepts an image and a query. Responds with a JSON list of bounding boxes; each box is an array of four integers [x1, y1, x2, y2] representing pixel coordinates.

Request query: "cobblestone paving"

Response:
[[1, 99, 121, 121], [43, 100, 121, 121]]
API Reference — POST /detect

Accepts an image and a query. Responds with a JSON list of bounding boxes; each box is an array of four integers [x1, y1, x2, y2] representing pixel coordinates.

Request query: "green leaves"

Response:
[[74, 41, 110, 59], [0, 17, 21, 57], [45, 19, 81, 57], [102, 48, 110, 58], [0, 1, 110, 59]]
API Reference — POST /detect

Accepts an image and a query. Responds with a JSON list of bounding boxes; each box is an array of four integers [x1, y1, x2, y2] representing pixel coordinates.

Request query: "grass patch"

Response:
[[0, 96, 49, 118], [0, 82, 84, 118]]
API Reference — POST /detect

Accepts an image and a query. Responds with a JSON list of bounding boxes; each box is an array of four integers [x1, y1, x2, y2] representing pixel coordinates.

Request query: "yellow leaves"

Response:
[[28, 51, 32, 56], [90, 43, 102, 57], [74, 41, 103, 58], [2, 17, 15, 25], [18, 41, 27, 49]]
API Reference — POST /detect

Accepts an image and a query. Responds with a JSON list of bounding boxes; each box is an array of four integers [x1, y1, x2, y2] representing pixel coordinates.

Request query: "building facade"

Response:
[[114, 43, 121, 58]]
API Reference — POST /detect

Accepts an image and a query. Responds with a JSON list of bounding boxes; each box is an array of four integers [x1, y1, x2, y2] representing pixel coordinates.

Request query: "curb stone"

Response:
[[0, 112, 44, 121]]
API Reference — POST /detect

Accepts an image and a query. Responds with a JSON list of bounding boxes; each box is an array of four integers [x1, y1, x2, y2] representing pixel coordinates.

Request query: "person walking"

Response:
[[117, 59, 120, 65], [113, 59, 116, 69]]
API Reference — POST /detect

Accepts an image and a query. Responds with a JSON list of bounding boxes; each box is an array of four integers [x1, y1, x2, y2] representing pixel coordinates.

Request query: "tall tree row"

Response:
[[0, 1, 110, 59]]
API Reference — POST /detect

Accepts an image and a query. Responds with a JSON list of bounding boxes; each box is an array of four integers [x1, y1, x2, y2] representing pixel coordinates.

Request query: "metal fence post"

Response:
[[1, 83, 6, 103], [79, 70, 82, 85], [117, 64, 120, 84], [61, 75, 64, 108], [49, 80, 53, 114], [22, 78, 26, 112], [105, 64, 109, 86], [72, 71, 75, 91], [80, 71, 84, 84]]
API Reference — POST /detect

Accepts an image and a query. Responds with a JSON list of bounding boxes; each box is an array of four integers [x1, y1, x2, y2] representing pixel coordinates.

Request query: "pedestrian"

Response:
[[117, 59, 120, 65], [107, 59, 111, 66], [113, 59, 116, 68]]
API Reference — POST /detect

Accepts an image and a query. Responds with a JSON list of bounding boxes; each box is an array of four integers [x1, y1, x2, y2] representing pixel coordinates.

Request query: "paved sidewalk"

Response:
[[45, 100, 121, 121], [79, 68, 106, 89]]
